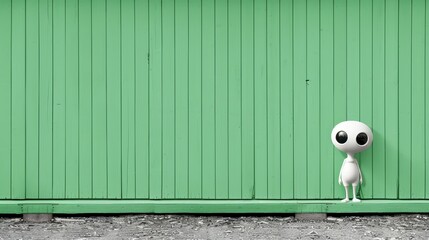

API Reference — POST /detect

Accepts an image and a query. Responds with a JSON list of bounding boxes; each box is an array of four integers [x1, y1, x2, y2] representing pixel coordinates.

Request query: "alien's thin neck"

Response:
[[347, 153, 355, 159]]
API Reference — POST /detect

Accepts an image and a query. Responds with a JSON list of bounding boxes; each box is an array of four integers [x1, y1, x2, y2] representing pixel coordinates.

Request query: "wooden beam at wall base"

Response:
[[0, 200, 429, 214]]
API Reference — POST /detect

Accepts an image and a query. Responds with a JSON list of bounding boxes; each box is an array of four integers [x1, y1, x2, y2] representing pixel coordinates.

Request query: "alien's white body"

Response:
[[339, 155, 362, 202], [331, 120, 373, 203], [340, 156, 361, 186]]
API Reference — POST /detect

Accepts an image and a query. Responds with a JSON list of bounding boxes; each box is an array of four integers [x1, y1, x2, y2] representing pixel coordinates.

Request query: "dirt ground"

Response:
[[0, 214, 428, 239]]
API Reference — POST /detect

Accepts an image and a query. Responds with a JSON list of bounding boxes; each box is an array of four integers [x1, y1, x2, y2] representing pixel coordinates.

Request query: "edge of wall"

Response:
[[1, 200, 429, 214]]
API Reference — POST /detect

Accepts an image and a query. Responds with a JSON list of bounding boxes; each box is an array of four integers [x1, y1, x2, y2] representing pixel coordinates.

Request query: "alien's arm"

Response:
[[338, 159, 345, 185], [355, 158, 363, 184]]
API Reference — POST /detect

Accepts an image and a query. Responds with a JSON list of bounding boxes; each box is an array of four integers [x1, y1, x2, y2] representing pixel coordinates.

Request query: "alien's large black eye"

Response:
[[336, 131, 348, 144], [356, 132, 368, 145]]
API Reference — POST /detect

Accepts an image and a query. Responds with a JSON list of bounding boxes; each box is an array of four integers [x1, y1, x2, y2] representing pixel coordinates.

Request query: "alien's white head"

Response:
[[331, 120, 373, 155]]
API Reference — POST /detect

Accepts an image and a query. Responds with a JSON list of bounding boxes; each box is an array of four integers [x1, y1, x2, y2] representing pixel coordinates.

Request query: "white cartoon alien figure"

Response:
[[331, 121, 373, 202]]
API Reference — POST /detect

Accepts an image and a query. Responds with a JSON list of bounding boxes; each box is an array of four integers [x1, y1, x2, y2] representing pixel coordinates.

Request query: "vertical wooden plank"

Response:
[[254, 0, 267, 199], [333, 0, 346, 199], [162, 0, 176, 198], [175, 0, 189, 199], [79, 0, 93, 198], [398, 0, 412, 199], [372, 0, 386, 198], [135, 0, 149, 199], [426, 0, 429, 199], [65, 0, 79, 198], [359, 0, 373, 199], [385, 0, 399, 199], [0, 0, 12, 199], [52, 0, 66, 198], [26, 0, 40, 198], [241, 0, 255, 199], [189, 0, 203, 198], [267, 0, 280, 199], [411, 0, 425, 199], [346, 0, 360, 120], [293, 0, 307, 199], [202, 0, 216, 199], [11, 0, 26, 199], [280, 0, 294, 199], [320, 0, 334, 199], [39, 0, 53, 198], [228, 0, 242, 199], [121, 0, 136, 199], [307, 0, 320, 199], [149, 0, 162, 199], [92, 0, 107, 198], [107, 0, 122, 198], [215, 0, 229, 199]]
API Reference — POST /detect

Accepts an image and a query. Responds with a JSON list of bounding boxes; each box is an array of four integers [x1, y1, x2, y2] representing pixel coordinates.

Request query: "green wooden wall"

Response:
[[0, 0, 428, 201]]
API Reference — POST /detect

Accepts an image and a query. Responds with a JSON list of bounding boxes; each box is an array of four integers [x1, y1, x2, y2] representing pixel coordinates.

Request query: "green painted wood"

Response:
[[11, 0, 26, 199], [135, 0, 150, 199], [411, 0, 426, 199], [241, 0, 254, 200], [228, 0, 242, 199], [426, 0, 429, 200], [52, 0, 66, 198], [162, 0, 176, 199], [189, 0, 203, 198], [106, 0, 122, 199], [398, 0, 412, 199], [65, 0, 79, 198], [25, 0, 40, 199], [201, 0, 216, 199], [372, 0, 386, 199], [38, 0, 54, 199], [320, 0, 334, 199], [2, 0, 429, 205], [346, 0, 360, 121], [267, 0, 281, 199], [215, 0, 229, 199], [293, 0, 307, 199], [174, 0, 189, 199], [0, 0, 12, 199], [92, 0, 108, 198], [121, 0, 136, 199], [332, 0, 347, 200], [2, 200, 429, 214], [307, 0, 321, 199], [254, 0, 268, 199], [280, 0, 294, 199], [149, 0, 162, 199], [359, 0, 374, 199], [79, 0, 93, 198], [385, 0, 399, 199]]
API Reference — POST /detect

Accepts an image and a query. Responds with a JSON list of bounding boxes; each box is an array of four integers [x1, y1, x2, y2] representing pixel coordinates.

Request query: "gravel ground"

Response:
[[0, 214, 428, 239]]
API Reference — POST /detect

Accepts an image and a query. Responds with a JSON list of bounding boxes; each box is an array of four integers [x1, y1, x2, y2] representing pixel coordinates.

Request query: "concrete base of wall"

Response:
[[23, 214, 53, 222], [295, 213, 327, 220]]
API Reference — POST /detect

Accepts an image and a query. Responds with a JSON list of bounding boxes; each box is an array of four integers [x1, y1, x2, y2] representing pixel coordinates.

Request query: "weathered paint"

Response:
[[0, 0, 428, 208]]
